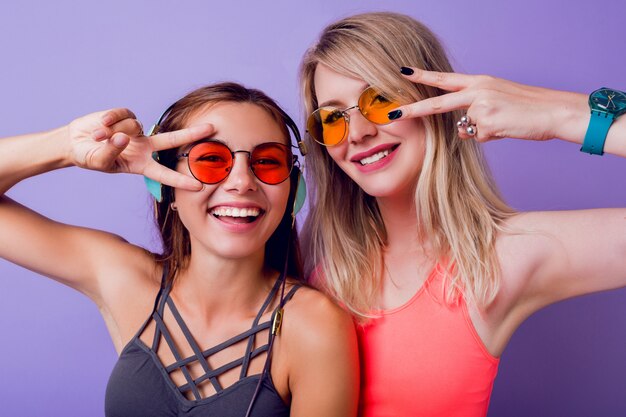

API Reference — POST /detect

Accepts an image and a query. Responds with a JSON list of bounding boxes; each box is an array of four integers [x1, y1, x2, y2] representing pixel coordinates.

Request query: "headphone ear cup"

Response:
[[145, 176, 163, 202], [290, 167, 306, 216], [144, 152, 164, 202]]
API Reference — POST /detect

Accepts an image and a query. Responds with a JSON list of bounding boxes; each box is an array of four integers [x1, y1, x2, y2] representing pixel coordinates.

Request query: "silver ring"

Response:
[[466, 125, 477, 136], [456, 115, 471, 128]]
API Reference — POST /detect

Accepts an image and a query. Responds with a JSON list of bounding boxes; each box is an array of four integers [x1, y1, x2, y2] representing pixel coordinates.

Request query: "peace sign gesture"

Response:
[[393, 68, 588, 144], [68, 108, 214, 191]]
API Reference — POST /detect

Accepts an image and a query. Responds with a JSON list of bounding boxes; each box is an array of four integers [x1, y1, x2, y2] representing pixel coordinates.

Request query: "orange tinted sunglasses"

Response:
[[306, 86, 400, 146], [177, 140, 295, 185]]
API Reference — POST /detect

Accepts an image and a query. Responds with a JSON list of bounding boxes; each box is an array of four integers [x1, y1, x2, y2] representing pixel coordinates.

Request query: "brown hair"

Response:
[[153, 82, 303, 286]]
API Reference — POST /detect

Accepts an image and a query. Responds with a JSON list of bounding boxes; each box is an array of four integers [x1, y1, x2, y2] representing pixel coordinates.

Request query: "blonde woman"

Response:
[[299, 12, 626, 416]]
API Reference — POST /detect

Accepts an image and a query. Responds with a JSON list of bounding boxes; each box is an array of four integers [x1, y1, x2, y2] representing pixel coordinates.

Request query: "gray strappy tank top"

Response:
[[105, 267, 300, 417]]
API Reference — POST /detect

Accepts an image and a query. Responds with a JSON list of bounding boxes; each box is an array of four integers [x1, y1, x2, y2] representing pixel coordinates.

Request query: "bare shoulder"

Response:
[[495, 209, 615, 273], [497, 207, 626, 297], [278, 284, 359, 416], [89, 231, 160, 300], [98, 241, 161, 297], [495, 211, 564, 276], [471, 211, 561, 352], [498, 208, 624, 235], [282, 285, 355, 347], [498, 210, 560, 239], [482, 212, 562, 323], [94, 243, 163, 352], [476, 209, 626, 355]]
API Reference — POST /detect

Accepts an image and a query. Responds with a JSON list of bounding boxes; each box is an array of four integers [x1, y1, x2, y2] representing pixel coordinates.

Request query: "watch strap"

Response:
[[581, 110, 614, 155]]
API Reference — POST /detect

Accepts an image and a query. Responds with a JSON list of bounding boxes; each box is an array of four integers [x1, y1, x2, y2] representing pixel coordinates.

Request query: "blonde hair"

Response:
[[299, 12, 515, 319]]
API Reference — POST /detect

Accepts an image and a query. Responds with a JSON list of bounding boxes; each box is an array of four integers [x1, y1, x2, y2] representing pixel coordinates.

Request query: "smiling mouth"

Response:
[[210, 207, 263, 224], [358, 145, 399, 166]]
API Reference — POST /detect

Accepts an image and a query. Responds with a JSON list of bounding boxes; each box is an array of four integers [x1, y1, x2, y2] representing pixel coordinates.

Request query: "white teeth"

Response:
[[359, 149, 390, 165], [211, 207, 261, 217]]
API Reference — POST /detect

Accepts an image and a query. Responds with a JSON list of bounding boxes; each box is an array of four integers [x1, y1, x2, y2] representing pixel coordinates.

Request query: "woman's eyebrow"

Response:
[[179, 136, 225, 153], [317, 85, 370, 108], [317, 98, 345, 108]]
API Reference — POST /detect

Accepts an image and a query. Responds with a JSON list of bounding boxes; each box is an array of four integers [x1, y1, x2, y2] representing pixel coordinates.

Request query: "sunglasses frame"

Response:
[[145, 100, 308, 202], [307, 86, 399, 147], [176, 139, 298, 185]]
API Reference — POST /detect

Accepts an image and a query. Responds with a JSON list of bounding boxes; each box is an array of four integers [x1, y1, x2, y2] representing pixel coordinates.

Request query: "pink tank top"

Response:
[[357, 263, 499, 417]]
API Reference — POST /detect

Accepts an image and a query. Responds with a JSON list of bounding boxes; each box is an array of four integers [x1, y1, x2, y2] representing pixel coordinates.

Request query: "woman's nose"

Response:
[[347, 108, 378, 144], [222, 153, 257, 193]]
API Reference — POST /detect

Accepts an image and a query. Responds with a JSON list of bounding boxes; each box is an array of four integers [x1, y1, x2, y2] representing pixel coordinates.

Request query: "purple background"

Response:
[[1, 1, 625, 416]]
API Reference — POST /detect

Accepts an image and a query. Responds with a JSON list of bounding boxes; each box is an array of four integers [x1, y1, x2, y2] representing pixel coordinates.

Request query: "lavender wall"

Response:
[[1, 1, 624, 416]]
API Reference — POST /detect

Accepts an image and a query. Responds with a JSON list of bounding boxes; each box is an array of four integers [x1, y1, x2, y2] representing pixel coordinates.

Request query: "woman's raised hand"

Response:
[[395, 68, 588, 143], [68, 108, 213, 191]]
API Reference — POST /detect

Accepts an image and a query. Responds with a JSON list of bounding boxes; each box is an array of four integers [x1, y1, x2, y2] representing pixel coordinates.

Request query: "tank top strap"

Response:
[[279, 283, 302, 306], [144, 266, 218, 401], [243, 278, 303, 417], [154, 264, 171, 312], [239, 274, 287, 379], [151, 263, 172, 353], [164, 296, 223, 395], [125, 263, 169, 349], [266, 283, 302, 347], [262, 283, 303, 367], [254, 275, 284, 327]]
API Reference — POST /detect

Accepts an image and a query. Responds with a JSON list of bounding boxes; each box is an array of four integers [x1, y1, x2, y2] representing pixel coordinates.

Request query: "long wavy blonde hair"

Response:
[[299, 12, 516, 319]]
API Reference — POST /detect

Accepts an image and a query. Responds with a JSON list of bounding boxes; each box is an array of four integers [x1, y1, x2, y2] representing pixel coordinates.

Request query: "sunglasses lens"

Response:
[[307, 107, 347, 146], [359, 87, 400, 124], [188, 141, 232, 184], [250, 143, 292, 184]]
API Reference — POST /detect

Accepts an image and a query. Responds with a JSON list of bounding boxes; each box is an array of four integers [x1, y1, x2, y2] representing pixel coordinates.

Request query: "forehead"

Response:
[[313, 64, 368, 107], [184, 102, 288, 147]]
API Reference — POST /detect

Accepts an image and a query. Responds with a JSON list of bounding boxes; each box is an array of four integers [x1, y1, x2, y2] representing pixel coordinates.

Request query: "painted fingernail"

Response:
[[388, 109, 402, 120], [400, 67, 414, 75]]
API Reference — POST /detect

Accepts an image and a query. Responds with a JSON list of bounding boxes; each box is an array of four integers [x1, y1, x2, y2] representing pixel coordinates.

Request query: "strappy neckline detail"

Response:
[[125, 266, 301, 408], [152, 276, 283, 399]]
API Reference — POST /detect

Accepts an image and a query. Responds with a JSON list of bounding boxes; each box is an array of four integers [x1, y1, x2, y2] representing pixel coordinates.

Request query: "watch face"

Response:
[[590, 88, 626, 115]]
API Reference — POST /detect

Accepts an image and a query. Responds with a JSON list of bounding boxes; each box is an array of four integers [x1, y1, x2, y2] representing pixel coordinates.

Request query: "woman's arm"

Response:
[[506, 209, 626, 311], [281, 289, 360, 417], [0, 109, 212, 301], [394, 69, 626, 157], [395, 70, 626, 300], [392, 70, 626, 353], [474, 208, 626, 356]]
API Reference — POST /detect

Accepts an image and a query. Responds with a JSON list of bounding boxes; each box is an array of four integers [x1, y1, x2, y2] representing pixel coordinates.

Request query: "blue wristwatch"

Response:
[[581, 87, 626, 155]]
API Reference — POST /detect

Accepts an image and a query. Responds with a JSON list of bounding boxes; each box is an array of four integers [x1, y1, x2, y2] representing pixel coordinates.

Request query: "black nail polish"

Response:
[[400, 67, 414, 75], [388, 109, 402, 120]]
